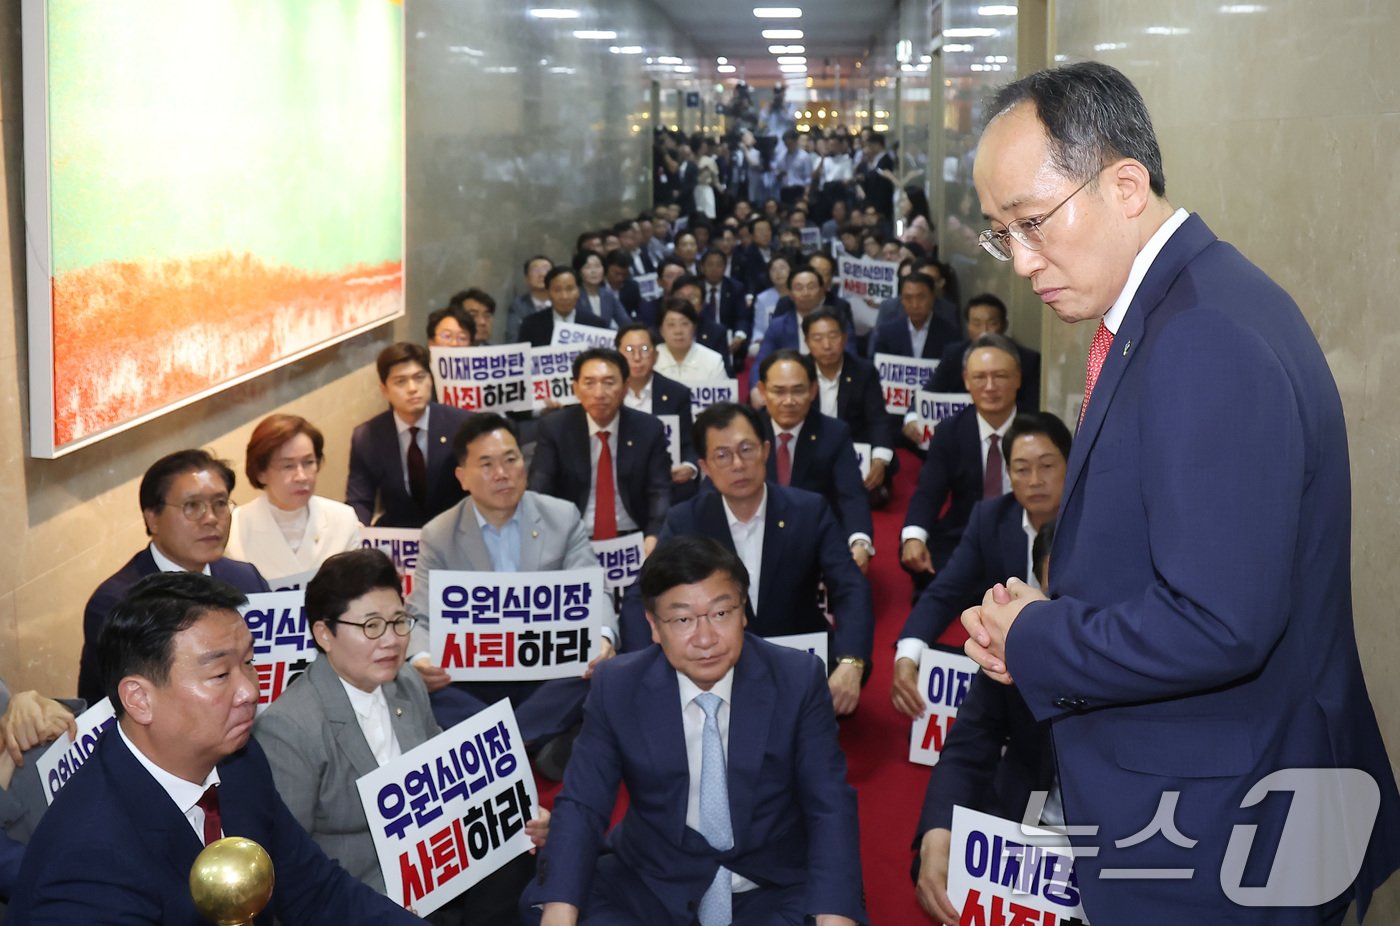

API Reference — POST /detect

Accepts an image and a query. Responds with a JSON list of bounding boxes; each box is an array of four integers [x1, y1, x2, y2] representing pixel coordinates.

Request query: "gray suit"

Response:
[[254, 656, 437, 892], [407, 491, 611, 742]]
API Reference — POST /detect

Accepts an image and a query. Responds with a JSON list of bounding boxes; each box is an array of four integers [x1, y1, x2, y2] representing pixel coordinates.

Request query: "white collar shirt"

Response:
[[118, 723, 220, 844], [722, 485, 767, 613], [340, 678, 402, 767], [1102, 208, 1190, 336], [148, 542, 212, 577]]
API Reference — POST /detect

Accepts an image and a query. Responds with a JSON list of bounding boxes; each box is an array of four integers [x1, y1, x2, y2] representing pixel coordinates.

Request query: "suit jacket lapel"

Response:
[[106, 729, 204, 882], [792, 412, 821, 486], [566, 408, 592, 511], [725, 640, 775, 842], [518, 493, 545, 572], [1061, 214, 1217, 512], [309, 657, 381, 779], [757, 488, 788, 618], [385, 675, 427, 751], [636, 651, 690, 845], [453, 499, 495, 570], [998, 501, 1030, 582], [375, 411, 406, 486]]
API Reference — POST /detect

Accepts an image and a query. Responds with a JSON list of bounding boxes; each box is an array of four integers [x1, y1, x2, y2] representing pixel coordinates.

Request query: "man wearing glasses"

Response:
[[619, 403, 872, 717], [76, 448, 269, 703], [527, 535, 865, 926], [616, 323, 699, 493], [960, 62, 1400, 924]]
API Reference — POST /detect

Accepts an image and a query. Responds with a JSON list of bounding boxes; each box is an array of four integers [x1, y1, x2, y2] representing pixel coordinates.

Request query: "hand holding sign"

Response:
[[917, 827, 960, 925], [1, 690, 77, 765]]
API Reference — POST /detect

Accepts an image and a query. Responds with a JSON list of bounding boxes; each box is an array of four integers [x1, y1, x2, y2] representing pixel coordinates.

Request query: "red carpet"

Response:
[[535, 448, 934, 924]]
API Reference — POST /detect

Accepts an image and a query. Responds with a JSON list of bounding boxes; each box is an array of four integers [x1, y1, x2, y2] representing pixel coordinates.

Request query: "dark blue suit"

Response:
[[1007, 215, 1400, 922], [832, 355, 899, 457], [528, 405, 672, 537], [761, 410, 873, 542], [902, 405, 985, 571], [518, 306, 611, 348], [522, 636, 865, 924], [870, 314, 960, 361], [899, 493, 1028, 646], [345, 404, 472, 528], [77, 549, 270, 704], [698, 276, 752, 340], [6, 733, 419, 924], [647, 372, 696, 469], [927, 338, 1042, 413], [619, 484, 872, 663], [753, 311, 857, 367]]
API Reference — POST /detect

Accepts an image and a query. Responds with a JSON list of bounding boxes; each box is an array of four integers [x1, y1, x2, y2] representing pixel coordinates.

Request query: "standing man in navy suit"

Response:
[[529, 348, 671, 556], [961, 62, 1400, 924], [13, 573, 422, 924], [345, 342, 471, 528], [78, 449, 270, 703], [889, 412, 1069, 718], [525, 536, 865, 926]]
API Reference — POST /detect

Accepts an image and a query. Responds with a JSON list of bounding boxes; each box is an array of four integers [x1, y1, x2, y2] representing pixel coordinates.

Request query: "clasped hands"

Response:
[[960, 578, 1046, 685]]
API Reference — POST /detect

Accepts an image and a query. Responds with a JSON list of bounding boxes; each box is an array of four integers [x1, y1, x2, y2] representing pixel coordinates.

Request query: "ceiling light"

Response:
[[548, 66, 577, 74], [674, 65, 692, 72], [716, 56, 728, 64], [1144, 25, 1190, 35], [529, 8, 580, 19], [779, 63, 807, 73], [572, 30, 616, 39], [762, 28, 804, 39], [754, 6, 802, 17], [657, 55, 683, 64], [777, 56, 807, 64], [1093, 42, 1127, 51], [768, 43, 805, 54], [1219, 3, 1266, 11], [944, 43, 972, 52], [977, 5, 1017, 14], [944, 27, 997, 37], [717, 64, 737, 73], [610, 45, 643, 54], [920, 55, 932, 63]]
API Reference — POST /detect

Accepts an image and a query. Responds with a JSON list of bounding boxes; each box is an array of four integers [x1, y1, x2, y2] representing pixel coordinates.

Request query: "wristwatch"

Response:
[[837, 656, 867, 672]]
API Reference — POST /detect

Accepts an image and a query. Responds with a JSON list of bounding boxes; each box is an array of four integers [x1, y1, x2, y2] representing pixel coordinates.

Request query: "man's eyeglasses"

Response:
[[708, 441, 762, 465], [339, 614, 417, 640], [977, 171, 1099, 262], [161, 497, 235, 521], [621, 344, 653, 355]]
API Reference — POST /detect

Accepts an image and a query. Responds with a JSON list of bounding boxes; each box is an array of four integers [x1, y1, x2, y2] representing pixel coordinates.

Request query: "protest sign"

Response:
[[431, 344, 532, 413], [913, 390, 973, 451], [362, 526, 422, 598], [766, 631, 829, 670], [430, 568, 607, 681], [550, 321, 615, 351], [657, 413, 681, 467], [634, 272, 661, 302], [909, 647, 981, 766], [689, 379, 740, 411], [837, 254, 900, 308], [266, 567, 318, 592], [875, 353, 941, 414], [852, 442, 872, 480], [357, 700, 540, 916], [799, 226, 822, 253], [947, 806, 1091, 925], [531, 345, 584, 410], [240, 589, 317, 711], [35, 698, 116, 805], [591, 533, 645, 592]]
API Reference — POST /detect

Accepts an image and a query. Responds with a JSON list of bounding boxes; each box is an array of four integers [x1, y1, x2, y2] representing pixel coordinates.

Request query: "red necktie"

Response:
[[983, 433, 1003, 499], [776, 433, 794, 486], [406, 426, 427, 510], [197, 785, 222, 846], [594, 431, 618, 539], [1079, 321, 1115, 429]]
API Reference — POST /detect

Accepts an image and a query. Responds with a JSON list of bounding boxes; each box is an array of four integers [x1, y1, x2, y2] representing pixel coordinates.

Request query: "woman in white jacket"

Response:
[[227, 414, 362, 586]]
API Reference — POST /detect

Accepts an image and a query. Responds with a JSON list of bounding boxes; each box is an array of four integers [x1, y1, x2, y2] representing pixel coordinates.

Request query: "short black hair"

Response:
[[638, 535, 750, 614], [544, 266, 579, 290], [900, 271, 937, 296], [700, 248, 726, 266], [615, 322, 657, 347], [138, 449, 236, 525], [758, 348, 816, 385], [452, 412, 520, 465], [376, 341, 432, 383], [965, 292, 1008, 326], [673, 274, 705, 295], [99, 572, 248, 718], [305, 548, 403, 651], [800, 307, 845, 338], [658, 297, 699, 328], [1005, 411, 1073, 466], [449, 288, 496, 314], [962, 332, 1022, 370], [575, 230, 603, 252], [602, 249, 632, 272], [788, 265, 823, 289], [522, 254, 552, 276], [693, 401, 764, 458], [1032, 519, 1056, 587], [987, 61, 1166, 196], [571, 250, 603, 273], [571, 347, 629, 382], [426, 305, 477, 342]]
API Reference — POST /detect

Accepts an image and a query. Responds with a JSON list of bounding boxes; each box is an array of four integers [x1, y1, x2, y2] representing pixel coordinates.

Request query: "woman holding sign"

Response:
[[227, 415, 362, 587], [256, 549, 548, 921]]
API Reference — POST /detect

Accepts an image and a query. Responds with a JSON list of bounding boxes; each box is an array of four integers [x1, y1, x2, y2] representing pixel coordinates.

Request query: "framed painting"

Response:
[[22, 0, 405, 457]]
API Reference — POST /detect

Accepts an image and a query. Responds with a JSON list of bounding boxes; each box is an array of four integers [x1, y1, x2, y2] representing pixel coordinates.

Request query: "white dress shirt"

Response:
[[118, 723, 220, 844], [1103, 208, 1190, 336], [654, 342, 728, 387], [149, 542, 211, 576], [623, 378, 653, 412], [340, 679, 402, 767], [676, 669, 758, 893], [583, 414, 640, 536], [907, 318, 932, 358], [722, 485, 767, 614]]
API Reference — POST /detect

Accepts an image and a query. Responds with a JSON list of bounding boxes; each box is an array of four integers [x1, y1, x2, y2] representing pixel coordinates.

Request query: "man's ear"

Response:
[[119, 676, 155, 726], [1108, 158, 1154, 220]]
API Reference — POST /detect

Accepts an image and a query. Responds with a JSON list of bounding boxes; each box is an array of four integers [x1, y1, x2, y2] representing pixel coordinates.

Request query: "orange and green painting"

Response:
[[35, 0, 403, 454]]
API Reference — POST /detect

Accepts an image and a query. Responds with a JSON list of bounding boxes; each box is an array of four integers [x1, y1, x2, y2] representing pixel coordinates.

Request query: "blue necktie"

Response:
[[695, 692, 733, 926]]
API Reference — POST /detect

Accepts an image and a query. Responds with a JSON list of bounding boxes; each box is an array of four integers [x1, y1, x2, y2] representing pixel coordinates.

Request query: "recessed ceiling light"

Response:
[[761, 29, 804, 39], [977, 5, 1017, 15], [779, 63, 807, 73], [753, 6, 802, 17], [529, 8, 580, 19], [610, 45, 643, 54], [717, 64, 737, 73], [572, 30, 616, 39], [777, 56, 806, 64], [944, 27, 997, 37], [716, 56, 728, 64], [657, 55, 683, 64], [768, 44, 805, 54]]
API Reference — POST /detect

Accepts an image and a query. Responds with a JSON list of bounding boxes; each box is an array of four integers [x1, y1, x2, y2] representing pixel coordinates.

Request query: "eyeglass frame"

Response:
[[336, 614, 418, 640], [977, 169, 1102, 262], [158, 496, 236, 521], [707, 440, 764, 466]]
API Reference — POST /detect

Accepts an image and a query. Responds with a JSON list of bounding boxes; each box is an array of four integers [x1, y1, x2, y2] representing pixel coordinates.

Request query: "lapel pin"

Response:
[[626, 439, 633, 447], [809, 433, 815, 441], [778, 520, 785, 528], [532, 530, 539, 538], [439, 435, 447, 443], [394, 707, 403, 717], [1123, 340, 1132, 357]]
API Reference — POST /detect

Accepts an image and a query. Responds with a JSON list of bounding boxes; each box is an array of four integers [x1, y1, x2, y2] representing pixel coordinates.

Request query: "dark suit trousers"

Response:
[[429, 678, 588, 746]]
